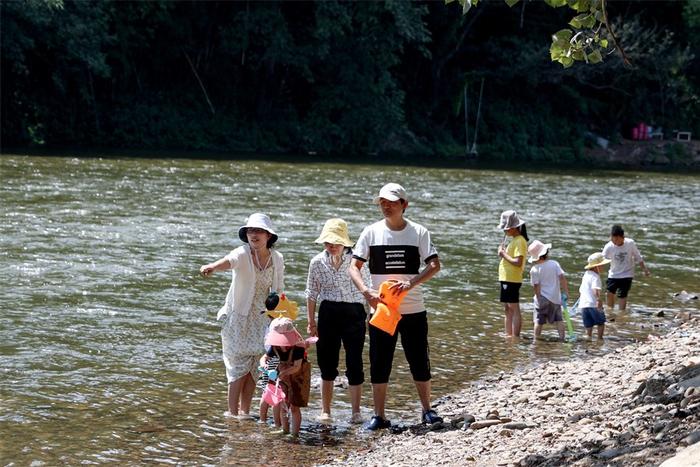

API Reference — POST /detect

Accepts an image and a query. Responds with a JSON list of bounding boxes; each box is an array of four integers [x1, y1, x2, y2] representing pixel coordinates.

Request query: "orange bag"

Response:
[[369, 280, 409, 336]]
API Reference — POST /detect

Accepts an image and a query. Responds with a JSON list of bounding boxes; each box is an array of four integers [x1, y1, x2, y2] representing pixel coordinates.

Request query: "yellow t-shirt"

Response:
[[498, 235, 527, 283]]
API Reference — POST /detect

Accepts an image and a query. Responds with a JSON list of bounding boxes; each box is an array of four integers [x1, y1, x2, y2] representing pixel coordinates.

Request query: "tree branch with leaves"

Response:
[[448, 0, 629, 67]]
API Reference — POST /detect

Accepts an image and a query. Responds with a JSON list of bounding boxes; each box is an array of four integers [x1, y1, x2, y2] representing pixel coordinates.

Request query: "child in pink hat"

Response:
[[260, 318, 310, 436]]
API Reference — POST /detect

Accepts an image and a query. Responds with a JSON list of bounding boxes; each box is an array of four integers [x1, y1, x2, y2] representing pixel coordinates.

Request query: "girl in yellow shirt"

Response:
[[497, 210, 529, 337]]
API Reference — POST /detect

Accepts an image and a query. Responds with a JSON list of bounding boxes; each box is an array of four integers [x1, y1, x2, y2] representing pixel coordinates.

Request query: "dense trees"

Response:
[[1, 0, 697, 161]]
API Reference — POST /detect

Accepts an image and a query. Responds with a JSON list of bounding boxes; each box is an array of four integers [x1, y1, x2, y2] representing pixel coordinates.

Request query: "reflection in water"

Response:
[[1, 155, 698, 465]]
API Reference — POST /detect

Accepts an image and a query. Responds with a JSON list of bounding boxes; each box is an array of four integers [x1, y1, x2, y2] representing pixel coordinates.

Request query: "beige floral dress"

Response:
[[221, 264, 274, 383]]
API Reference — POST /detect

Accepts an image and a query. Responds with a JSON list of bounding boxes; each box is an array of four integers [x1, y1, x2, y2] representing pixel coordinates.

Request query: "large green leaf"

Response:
[[570, 13, 596, 29], [552, 29, 573, 42], [587, 49, 602, 63], [560, 56, 574, 67], [572, 49, 585, 61], [568, 0, 591, 13]]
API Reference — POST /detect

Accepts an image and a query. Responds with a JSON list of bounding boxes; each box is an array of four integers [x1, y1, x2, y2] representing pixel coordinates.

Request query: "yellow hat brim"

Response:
[[314, 233, 354, 247]]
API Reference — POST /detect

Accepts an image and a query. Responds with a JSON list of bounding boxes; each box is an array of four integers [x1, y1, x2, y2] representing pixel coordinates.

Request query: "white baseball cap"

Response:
[[373, 183, 407, 204]]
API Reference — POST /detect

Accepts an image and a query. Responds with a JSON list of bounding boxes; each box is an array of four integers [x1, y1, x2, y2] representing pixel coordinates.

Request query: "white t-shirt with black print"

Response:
[[353, 219, 438, 315], [602, 238, 643, 279]]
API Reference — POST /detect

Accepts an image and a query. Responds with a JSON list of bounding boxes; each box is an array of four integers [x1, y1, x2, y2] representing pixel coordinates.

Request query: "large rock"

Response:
[[659, 442, 700, 467]]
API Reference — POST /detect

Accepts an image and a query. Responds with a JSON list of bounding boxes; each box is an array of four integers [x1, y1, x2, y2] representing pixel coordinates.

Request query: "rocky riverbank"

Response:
[[322, 315, 700, 466], [584, 138, 700, 169]]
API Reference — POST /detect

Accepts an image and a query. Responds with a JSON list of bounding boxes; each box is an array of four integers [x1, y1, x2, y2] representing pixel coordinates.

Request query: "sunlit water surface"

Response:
[[1, 155, 698, 465]]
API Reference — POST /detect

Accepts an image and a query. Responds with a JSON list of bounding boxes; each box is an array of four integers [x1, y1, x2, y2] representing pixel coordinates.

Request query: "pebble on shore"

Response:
[[321, 316, 700, 467]]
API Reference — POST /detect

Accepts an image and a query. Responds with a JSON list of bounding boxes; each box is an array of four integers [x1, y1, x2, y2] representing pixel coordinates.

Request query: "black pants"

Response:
[[316, 301, 367, 385], [369, 311, 431, 384]]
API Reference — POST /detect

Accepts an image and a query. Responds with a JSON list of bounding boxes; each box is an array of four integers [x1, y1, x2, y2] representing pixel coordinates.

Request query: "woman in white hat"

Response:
[[497, 210, 529, 337], [200, 213, 285, 419], [305, 218, 369, 425]]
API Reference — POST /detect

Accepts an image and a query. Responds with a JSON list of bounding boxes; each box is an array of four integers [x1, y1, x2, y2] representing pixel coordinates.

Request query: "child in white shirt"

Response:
[[579, 252, 611, 339], [602, 224, 651, 311], [528, 240, 570, 342]]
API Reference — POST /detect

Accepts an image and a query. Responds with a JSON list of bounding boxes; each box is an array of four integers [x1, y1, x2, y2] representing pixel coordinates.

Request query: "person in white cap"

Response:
[[497, 210, 529, 337], [200, 213, 285, 419], [348, 183, 442, 431], [528, 240, 570, 342], [579, 252, 612, 339], [305, 218, 370, 425]]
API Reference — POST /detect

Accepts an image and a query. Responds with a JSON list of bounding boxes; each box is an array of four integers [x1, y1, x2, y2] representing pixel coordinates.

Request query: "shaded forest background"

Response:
[[1, 0, 698, 163]]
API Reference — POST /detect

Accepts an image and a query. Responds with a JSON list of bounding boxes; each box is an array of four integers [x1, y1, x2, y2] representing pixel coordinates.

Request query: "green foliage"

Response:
[[684, 0, 700, 29], [1, 0, 697, 168], [450, 0, 615, 68]]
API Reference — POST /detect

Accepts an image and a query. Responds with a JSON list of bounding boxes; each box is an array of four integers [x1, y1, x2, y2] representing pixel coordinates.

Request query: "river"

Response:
[[1, 154, 698, 465]]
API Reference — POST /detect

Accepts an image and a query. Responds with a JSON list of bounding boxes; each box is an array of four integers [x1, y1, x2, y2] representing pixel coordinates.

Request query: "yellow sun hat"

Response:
[[314, 218, 354, 247], [585, 252, 612, 270]]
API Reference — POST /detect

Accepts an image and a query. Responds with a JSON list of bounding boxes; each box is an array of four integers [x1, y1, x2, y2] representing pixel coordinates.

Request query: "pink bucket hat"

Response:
[[265, 317, 305, 347]]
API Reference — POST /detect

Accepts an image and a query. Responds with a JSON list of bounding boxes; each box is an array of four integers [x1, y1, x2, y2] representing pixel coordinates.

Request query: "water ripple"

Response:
[[1, 155, 698, 464]]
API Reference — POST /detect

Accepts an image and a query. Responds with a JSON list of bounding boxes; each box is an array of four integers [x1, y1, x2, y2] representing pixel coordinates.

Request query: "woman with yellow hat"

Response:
[[305, 218, 369, 425]]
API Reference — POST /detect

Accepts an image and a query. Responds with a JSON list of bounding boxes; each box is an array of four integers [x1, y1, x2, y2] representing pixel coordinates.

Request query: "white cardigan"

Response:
[[216, 245, 285, 320]]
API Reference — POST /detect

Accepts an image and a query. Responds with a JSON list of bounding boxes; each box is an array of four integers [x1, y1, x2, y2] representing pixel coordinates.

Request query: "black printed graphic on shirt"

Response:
[[368, 245, 420, 275]]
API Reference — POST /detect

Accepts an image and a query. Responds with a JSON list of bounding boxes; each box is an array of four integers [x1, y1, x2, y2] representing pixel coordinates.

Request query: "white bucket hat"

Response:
[[527, 240, 552, 263], [238, 213, 278, 244], [585, 252, 612, 270], [315, 218, 354, 247], [497, 210, 525, 230], [373, 183, 407, 204]]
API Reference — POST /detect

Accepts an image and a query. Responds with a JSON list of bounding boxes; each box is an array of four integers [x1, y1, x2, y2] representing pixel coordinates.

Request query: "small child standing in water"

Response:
[[262, 317, 310, 436], [579, 252, 611, 339], [257, 353, 281, 427], [528, 240, 570, 342]]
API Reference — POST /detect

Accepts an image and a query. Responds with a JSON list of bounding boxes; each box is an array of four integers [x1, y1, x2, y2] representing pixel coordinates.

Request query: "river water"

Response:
[[1, 154, 698, 465]]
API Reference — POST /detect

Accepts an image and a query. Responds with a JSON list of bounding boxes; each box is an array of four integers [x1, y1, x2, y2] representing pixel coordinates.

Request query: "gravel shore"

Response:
[[322, 315, 700, 466]]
